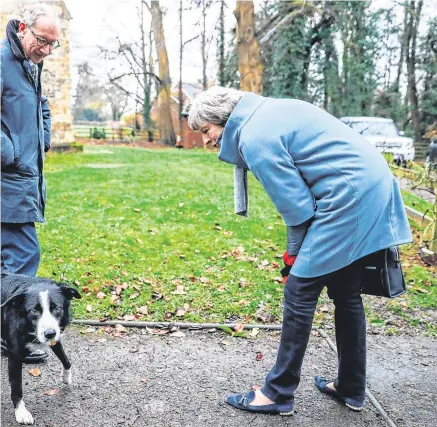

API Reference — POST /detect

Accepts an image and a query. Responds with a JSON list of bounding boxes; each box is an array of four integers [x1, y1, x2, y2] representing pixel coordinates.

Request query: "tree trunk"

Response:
[[150, 0, 176, 146], [217, 0, 225, 86], [234, 0, 263, 93], [178, 0, 184, 145], [201, 0, 208, 90], [405, 0, 423, 143]]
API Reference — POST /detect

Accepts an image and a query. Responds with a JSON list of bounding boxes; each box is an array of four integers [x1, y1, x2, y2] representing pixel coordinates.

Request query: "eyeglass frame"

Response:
[[27, 25, 60, 50]]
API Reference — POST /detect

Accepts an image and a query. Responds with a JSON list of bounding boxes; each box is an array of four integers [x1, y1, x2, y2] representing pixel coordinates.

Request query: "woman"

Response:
[[188, 86, 412, 416]]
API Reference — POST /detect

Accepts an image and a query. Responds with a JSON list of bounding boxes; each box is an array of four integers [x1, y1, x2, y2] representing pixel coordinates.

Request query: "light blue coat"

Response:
[[218, 93, 412, 278]]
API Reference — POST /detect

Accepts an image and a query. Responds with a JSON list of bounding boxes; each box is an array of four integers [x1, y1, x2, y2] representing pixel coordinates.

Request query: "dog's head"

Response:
[[2, 280, 81, 344]]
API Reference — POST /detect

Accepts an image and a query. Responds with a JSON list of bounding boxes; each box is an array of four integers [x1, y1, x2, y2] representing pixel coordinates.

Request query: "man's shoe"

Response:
[[226, 391, 294, 416], [314, 376, 364, 412], [24, 349, 49, 364]]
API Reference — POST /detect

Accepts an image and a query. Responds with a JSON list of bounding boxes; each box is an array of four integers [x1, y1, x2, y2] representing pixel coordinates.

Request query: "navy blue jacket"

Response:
[[219, 93, 412, 278], [1, 19, 51, 223]]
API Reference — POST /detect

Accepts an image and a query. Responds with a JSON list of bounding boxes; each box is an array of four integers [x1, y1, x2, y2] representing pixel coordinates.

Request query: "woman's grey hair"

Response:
[[188, 86, 246, 131], [23, 3, 60, 27]]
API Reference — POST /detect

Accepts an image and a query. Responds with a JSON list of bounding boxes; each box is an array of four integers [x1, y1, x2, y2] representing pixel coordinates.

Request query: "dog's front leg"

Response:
[[50, 341, 72, 385], [8, 356, 34, 425]]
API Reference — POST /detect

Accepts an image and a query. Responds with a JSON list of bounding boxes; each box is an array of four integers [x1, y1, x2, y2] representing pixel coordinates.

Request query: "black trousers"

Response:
[[261, 256, 367, 404]]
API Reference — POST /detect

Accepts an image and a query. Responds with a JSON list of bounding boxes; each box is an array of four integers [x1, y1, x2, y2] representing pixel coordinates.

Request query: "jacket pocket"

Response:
[[1, 131, 20, 167]]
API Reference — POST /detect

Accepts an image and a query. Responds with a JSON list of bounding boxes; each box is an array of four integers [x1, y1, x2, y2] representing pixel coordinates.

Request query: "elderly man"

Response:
[[1, 4, 61, 363]]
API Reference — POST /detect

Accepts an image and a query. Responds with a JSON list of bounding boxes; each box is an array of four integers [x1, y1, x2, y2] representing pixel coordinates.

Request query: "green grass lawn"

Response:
[[38, 145, 436, 332], [40, 145, 289, 322]]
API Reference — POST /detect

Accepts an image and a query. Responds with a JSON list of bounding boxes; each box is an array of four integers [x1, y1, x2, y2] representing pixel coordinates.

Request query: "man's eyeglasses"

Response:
[[28, 26, 60, 49]]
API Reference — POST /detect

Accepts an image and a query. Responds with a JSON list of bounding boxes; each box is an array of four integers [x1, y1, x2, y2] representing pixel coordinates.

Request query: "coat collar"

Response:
[[218, 92, 266, 169], [6, 19, 44, 70]]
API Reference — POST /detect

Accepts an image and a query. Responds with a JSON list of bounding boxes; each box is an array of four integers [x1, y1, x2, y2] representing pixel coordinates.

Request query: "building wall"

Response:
[[0, 0, 74, 144]]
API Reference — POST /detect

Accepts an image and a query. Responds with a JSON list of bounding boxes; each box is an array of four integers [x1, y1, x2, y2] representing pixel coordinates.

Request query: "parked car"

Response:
[[340, 116, 415, 162]]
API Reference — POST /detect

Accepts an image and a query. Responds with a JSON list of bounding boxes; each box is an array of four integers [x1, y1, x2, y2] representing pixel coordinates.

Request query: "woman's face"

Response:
[[199, 122, 224, 147]]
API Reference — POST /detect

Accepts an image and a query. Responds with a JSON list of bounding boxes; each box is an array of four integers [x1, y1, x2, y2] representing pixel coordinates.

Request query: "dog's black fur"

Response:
[[1, 272, 81, 425]]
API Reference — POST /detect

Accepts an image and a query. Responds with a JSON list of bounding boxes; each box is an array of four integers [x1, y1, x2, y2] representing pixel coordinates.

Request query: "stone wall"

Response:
[[0, 0, 74, 144]]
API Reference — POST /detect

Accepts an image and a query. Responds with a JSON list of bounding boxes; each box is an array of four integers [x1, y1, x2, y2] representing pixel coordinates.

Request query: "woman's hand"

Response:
[[281, 252, 297, 284]]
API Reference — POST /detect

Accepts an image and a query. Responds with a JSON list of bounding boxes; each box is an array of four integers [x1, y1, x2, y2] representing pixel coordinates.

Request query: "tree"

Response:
[[72, 62, 105, 122], [420, 17, 437, 135], [148, 0, 176, 145], [234, 0, 263, 93], [216, 0, 226, 86], [405, 0, 423, 143]]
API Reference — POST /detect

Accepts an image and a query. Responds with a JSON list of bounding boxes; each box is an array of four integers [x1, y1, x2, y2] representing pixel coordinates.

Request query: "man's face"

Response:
[[18, 16, 61, 64], [199, 122, 224, 147]]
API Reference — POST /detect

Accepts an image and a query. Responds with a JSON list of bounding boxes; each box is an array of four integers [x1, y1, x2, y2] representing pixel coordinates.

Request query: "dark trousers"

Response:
[[1, 222, 40, 276], [261, 256, 367, 404]]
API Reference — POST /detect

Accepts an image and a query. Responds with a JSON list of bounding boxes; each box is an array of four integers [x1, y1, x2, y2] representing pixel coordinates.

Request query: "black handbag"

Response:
[[361, 246, 406, 298]]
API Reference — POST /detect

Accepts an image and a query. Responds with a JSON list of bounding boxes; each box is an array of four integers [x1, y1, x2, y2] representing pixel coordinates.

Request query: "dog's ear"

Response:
[[59, 284, 82, 300], [0, 292, 26, 310]]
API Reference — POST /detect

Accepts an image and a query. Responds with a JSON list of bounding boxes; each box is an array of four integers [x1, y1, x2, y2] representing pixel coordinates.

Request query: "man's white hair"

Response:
[[22, 3, 60, 27], [188, 86, 246, 131]]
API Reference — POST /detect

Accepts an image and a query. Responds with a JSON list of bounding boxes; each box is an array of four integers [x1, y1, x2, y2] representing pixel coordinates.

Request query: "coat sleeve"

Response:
[[41, 95, 51, 152], [1, 73, 15, 167], [239, 136, 315, 226]]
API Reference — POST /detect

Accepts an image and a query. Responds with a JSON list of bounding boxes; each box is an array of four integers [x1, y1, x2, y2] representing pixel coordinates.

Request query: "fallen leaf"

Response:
[[176, 309, 185, 317], [147, 328, 170, 335], [137, 306, 149, 315], [28, 368, 41, 377], [121, 270, 128, 276], [129, 293, 140, 300], [110, 295, 120, 305], [319, 305, 329, 312], [216, 285, 226, 292], [43, 388, 60, 396], [249, 328, 260, 337], [96, 292, 106, 299], [115, 324, 127, 332], [115, 285, 123, 296], [179, 202, 184, 207], [171, 285, 187, 295], [123, 315, 135, 321], [134, 208, 141, 212], [86, 305, 93, 313], [238, 299, 250, 306], [234, 323, 245, 333]]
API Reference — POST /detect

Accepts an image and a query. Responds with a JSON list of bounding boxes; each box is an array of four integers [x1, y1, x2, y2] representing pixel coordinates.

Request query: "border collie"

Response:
[[1, 272, 81, 425]]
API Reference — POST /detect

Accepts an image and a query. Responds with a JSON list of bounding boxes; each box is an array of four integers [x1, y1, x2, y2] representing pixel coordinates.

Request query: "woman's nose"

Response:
[[202, 134, 211, 145]]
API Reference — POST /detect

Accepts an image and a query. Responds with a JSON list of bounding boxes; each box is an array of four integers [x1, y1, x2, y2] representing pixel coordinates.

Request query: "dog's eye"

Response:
[[31, 308, 40, 315]]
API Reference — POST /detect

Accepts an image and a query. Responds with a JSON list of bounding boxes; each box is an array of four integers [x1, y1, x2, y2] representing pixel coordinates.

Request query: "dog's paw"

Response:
[[15, 401, 34, 425], [62, 367, 72, 385]]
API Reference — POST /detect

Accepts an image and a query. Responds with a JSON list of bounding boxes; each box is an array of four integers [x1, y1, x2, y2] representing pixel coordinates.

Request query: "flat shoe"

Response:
[[226, 391, 294, 416], [314, 376, 364, 412]]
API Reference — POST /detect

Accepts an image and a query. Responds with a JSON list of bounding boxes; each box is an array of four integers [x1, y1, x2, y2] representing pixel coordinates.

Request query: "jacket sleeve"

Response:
[[239, 136, 315, 226], [1, 72, 15, 167], [286, 220, 310, 255], [41, 95, 51, 152]]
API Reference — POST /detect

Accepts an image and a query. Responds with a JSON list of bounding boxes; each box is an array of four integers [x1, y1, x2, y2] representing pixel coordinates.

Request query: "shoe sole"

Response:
[[279, 411, 294, 416], [345, 403, 364, 412]]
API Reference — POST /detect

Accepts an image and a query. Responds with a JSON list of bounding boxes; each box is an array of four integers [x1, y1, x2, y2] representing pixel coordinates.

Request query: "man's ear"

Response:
[[59, 284, 82, 300]]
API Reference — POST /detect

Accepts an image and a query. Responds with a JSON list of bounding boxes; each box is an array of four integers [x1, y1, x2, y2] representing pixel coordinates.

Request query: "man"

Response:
[[1, 4, 61, 363], [425, 139, 437, 170]]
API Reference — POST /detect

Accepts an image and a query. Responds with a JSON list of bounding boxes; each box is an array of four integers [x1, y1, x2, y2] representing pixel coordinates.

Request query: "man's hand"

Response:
[[281, 252, 297, 284]]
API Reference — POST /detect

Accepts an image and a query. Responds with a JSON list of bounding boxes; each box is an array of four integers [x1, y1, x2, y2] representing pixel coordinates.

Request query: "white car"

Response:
[[340, 116, 415, 161]]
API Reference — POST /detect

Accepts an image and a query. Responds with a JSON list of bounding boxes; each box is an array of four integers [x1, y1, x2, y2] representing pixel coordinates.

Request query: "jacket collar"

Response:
[[6, 19, 27, 60], [218, 93, 266, 169], [6, 19, 44, 70]]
